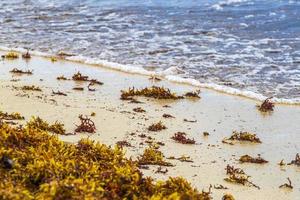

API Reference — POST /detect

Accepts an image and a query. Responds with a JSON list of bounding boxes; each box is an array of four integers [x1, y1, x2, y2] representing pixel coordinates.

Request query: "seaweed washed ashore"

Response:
[[0, 122, 210, 199]]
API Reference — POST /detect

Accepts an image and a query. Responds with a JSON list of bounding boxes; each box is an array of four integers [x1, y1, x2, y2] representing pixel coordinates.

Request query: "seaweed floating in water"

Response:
[[148, 121, 166, 132], [171, 132, 195, 144], [0, 122, 207, 199], [225, 131, 262, 143], [239, 155, 268, 164], [26, 116, 66, 135], [258, 97, 274, 112], [121, 86, 183, 100], [75, 115, 96, 133], [279, 178, 293, 189], [138, 147, 173, 166], [0, 111, 24, 120], [4, 51, 19, 59], [21, 85, 42, 92], [288, 153, 300, 166], [10, 68, 33, 75], [224, 165, 260, 189]]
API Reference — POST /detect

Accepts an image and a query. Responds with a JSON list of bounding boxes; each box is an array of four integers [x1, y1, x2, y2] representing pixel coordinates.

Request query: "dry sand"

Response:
[[0, 50, 299, 199]]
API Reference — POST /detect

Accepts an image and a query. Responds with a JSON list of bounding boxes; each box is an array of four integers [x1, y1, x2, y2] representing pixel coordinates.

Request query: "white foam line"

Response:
[[1, 46, 300, 105]]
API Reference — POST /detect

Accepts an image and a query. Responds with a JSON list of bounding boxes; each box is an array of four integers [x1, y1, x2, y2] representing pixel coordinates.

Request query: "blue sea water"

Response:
[[0, 0, 300, 99]]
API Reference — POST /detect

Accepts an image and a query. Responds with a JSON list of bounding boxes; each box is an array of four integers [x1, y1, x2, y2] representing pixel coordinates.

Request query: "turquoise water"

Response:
[[1, 0, 300, 99]]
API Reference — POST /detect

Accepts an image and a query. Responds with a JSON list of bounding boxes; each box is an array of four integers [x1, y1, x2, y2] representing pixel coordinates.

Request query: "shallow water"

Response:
[[1, 0, 300, 100]]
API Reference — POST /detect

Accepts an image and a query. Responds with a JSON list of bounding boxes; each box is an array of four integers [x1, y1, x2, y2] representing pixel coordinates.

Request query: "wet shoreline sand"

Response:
[[0, 51, 299, 199]]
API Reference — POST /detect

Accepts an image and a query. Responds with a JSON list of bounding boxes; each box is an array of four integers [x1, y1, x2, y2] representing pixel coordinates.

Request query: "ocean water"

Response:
[[1, 0, 300, 102]]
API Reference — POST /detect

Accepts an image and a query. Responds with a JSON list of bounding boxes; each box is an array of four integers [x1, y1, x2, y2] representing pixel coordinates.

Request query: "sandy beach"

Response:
[[0, 50, 299, 199]]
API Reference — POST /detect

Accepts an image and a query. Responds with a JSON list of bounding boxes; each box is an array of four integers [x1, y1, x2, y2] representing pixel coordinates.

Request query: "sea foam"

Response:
[[1, 46, 300, 105]]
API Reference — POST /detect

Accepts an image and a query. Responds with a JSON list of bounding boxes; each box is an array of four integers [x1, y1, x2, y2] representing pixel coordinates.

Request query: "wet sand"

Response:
[[0, 51, 299, 199]]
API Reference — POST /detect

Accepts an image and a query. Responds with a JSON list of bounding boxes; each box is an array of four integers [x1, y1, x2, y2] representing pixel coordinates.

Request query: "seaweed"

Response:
[[278, 159, 286, 166], [133, 107, 146, 113], [224, 165, 259, 189], [10, 68, 33, 75], [288, 153, 300, 166], [239, 155, 268, 164], [4, 51, 19, 59], [203, 132, 210, 136], [56, 75, 68, 80], [155, 166, 168, 174], [225, 131, 261, 143], [184, 90, 201, 98], [87, 82, 96, 91], [222, 194, 235, 200], [0, 111, 24, 120], [162, 113, 175, 118], [73, 87, 84, 91], [72, 71, 89, 81], [121, 86, 183, 100], [214, 184, 228, 190], [177, 155, 194, 163], [75, 115, 96, 133], [26, 117, 65, 135], [116, 140, 132, 148], [0, 123, 207, 199], [22, 50, 31, 59], [171, 132, 195, 144], [21, 85, 42, 92], [279, 178, 293, 189], [148, 121, 166, 132], [52, 90, 67, 96], [184, 119, 197, 123], [258, 97, 274, 112], [138, 147, 173, 166], [90, 79, 103, 85], [50, 57, 58, 62]]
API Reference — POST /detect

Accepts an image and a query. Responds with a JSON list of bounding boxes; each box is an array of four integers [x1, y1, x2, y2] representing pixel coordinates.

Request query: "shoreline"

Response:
[[1, 51, 300, 199], [1, 47, 300, 105]]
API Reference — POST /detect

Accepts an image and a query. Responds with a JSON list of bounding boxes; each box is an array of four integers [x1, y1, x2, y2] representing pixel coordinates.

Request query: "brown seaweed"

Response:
[[56, 75, 68, 80], [239, 155, 268, 164], [162, 113, 175, 118], [171, 132, 195, 144], [21, 85, 42, 92], [52, 90, 67, 96], [133, 107, 146, 113], [225, 131, 262, 143], [184, 90, 201, 98], [10, 68, 33, 75], [288, 153, 300, 166], [148, 121, 166, 132], [75, 115, 96, 133], [121, 86, 183, 100], [224, 165, 260, 189], [258, 97, 274, 112], [279, 178, 293, 189]]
